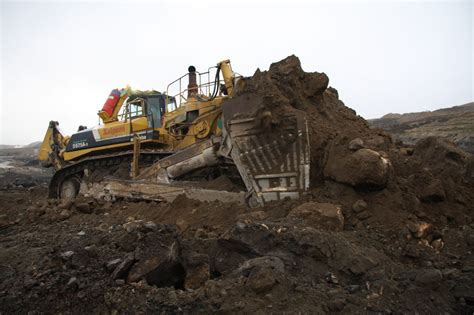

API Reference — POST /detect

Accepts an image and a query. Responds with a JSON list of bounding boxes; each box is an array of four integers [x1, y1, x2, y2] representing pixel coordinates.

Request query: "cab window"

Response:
[[129, 103, 143, 118], [166, 97, 177, 112], [118, 98, 144, 121]]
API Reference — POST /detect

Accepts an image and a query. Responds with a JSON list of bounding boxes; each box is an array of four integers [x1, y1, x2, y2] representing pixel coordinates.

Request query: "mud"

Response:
[[1, 56, 473, 314]]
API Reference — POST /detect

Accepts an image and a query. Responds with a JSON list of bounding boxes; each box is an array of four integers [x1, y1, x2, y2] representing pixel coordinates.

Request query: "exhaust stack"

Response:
[[187, 66, 198, 98]]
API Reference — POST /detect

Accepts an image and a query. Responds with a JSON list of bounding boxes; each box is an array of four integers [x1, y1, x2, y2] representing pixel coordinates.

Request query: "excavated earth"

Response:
[[1, 56, 473, 314]]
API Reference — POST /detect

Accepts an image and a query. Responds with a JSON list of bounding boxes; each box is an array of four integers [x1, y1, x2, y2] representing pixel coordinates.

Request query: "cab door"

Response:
[[145, 96, 163, 129], [127, 98, 149, 135]]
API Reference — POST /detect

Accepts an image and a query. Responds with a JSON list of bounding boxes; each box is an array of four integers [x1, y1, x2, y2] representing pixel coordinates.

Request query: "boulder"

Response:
[[127, 256, 162, 283], [246, 266, 278, 293], [127, 242, 185, 288], [143, 259, 186, 288], [288, 202, 344, 231], [324, 148, 390, 190], [242, 256, 284, 293]]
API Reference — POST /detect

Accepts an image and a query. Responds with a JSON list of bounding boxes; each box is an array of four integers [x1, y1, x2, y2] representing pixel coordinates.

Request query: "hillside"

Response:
[[368, 102, 474, 153], [0, 141, 42, 158]]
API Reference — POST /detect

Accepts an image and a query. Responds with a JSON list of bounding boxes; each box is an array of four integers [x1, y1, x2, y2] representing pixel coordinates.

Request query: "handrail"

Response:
[[165, 66, 221, 109]]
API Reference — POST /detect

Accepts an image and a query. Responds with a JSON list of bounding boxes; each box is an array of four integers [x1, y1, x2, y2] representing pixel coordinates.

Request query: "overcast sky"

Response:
[[1, 0, 473, 145]]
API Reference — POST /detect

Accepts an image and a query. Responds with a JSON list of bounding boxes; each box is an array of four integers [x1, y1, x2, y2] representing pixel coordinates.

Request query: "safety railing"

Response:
[[166, 66, 225, 109]]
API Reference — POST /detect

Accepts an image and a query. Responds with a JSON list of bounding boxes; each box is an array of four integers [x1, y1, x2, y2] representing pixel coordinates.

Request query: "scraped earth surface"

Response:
[[1, 56, 473, 314]]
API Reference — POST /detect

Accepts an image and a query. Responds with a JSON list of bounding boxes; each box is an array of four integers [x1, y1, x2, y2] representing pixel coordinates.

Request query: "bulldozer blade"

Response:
[[221, 95, 310, 207], [82, 179, 246, 204]]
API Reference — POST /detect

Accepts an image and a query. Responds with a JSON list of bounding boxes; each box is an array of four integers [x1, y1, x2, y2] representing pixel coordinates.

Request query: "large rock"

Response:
[[324, 148, 390, 190], [126, 242, 185, 288], [143, 259, 186, 288], [288, 202, 344, 231], [127, 256, 162, 283], [241, 256, 284, 293]]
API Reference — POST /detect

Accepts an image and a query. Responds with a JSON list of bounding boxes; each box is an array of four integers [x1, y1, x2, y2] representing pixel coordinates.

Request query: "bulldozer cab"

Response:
[[119, 92, 174, 130]]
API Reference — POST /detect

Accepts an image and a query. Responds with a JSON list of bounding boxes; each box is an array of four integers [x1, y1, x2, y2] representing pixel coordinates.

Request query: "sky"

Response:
[[1, 0, 473, 145]]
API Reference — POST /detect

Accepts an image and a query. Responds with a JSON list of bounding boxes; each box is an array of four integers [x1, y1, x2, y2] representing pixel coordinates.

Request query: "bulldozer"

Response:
[[38, 60, 310, 207]]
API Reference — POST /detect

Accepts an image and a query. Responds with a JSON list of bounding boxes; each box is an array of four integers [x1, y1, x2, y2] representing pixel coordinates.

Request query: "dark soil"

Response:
[[1, 56, 473, 314]]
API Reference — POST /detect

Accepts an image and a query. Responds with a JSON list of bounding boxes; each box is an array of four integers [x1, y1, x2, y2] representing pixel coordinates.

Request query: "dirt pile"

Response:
[[232, 55, 473, 225], [1, 56, 473, 314], [227, 55, 396, 187]]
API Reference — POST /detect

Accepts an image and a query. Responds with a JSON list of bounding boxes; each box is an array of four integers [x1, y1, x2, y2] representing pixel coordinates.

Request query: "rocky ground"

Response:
[[1, 56, 473, 314]]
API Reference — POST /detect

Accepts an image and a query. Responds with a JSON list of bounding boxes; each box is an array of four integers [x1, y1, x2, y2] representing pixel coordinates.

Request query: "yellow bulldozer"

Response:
[[38, 60, 310, 207]]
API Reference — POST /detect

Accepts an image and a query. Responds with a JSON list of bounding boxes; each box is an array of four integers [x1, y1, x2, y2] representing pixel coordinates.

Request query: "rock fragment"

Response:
[[352, 200, 367, 213], [406, 221, 432, 239], [288, 202, 344, 231], [349, 138, 364, 151], [105, 258, 122, 272], [111, 254, 135, 280]]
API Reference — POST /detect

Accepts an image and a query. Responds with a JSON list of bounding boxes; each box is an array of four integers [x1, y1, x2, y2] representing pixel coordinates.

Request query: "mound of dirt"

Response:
[[1, 56, 473, 314], [226, 55, 394, 186], [230, 55, 473, 228]]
